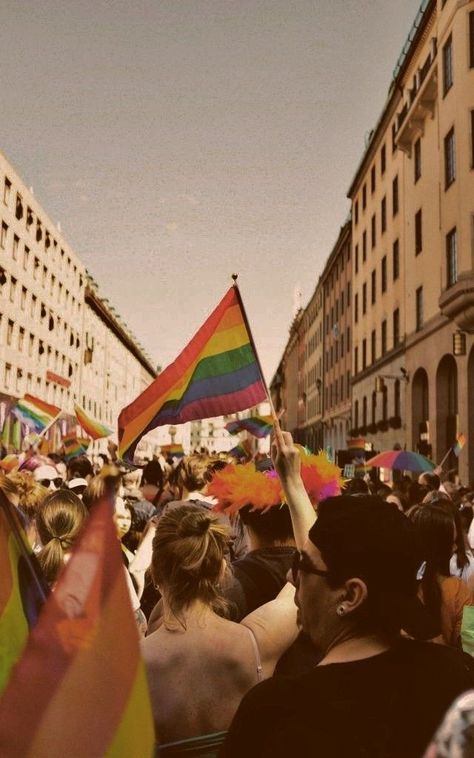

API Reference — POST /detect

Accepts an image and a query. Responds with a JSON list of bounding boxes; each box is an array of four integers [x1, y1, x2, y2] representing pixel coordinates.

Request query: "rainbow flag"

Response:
[[225, 415, 273, 439], [453, 432, 466, 457], [118, 286, 267, 461], [12, 394, 61, 434], [62, 433, 89, 461], [0, 491, 49, 695], [160, 443, 185, 458], [0, 495, 155, 756], [74, 404, 113, 440], [229, 439, 253, 461]]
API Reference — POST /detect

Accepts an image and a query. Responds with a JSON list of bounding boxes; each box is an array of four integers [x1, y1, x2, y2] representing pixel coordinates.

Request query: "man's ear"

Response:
[[339, 577, 368, 615]]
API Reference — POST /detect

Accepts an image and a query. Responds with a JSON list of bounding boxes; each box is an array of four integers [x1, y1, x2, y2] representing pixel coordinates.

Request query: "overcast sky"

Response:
[[1, 0, 420, 382]]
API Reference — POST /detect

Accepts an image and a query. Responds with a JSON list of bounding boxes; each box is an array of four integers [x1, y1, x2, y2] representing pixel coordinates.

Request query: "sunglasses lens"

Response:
[[40, 479, 51, 487], [54, 478, 63, 487]]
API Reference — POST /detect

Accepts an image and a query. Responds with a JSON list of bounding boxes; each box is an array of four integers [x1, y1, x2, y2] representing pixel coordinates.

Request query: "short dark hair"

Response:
[[309, 495, 420, 637], [67, 455, 93, 479], [239, 503, 294, 543]]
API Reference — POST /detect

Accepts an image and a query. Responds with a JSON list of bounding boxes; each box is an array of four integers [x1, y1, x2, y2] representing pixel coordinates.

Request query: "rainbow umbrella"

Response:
[[366, 450, 435, 473]]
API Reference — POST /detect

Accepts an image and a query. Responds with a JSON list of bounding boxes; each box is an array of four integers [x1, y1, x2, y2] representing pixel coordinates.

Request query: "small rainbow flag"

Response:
[[12, 395, 61, 434], [229, 439, 253, 461], [453, 432, 466, 457], [118, 286, 267, 462], [62, 433, 89, 461], [160, 443, 185, 458], [0, 491, 49, 695], [225, 415, 273, 439], [0, 495, 155, 756], [74, 404, 113, 440]]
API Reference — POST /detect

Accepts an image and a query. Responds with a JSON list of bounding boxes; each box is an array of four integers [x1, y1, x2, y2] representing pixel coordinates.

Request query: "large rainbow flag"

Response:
[[225, 414, 273, 439], [0, 490, 49, 695], [74, 404, 113, 440], [62, 432, 90, 461], [118, 285, 267, 461], [12, 395, 61, 434], [0, 495, 155, 756]]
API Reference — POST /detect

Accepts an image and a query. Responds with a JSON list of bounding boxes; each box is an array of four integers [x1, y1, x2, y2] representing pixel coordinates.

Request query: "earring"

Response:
[[337, 605, 345, 616]]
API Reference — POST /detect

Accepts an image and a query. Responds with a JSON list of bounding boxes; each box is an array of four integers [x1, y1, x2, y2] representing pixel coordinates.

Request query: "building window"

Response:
[[416, 286, 424, 331], [4, 364, 11, 389], [362, 338, 367, 370], [362, 230, 367, 261], [444, 127, 456, 188], [355, 244, 359, 273], [415, 209, 423, 255], [354, 200, 359, 226], [3, 177, 11, 205], [470, 11, 474, 68], [362, 184, 367, 210], [381, 196, 386, 234], [381, 144, 386, 175], [30, 294, 37, 318], [346, 327, 350, 352], [392, 175, 399, 216], [347, 281, 351, 304], [23, 245, 30, 271], [363, 396, 367, 427], [371, 214, 376, 248], [381, 320, 387, 355], [7, 319, 13, 345], [21, 286, 27, 310], [371, 329, 376, 363], [355, 346, 358, 374], [393, 239, 400, 280], [28, 333, 34, 357], [354, 293, 359, 323], [394, 379, 401, 418], [381, 256, 387, 293], [446, 227, 457, 288], [371, 165, 376, 194], [393, 308, 400, 347], [414, 138, 421, 182], [371, 391, 377, 424], [371, 270, 376, 304], [1, 221, 7, 249], [9, 277, 16, 303], [392, 122, 397, 153], [471, 110, 474, 169], [443, 34, 453, 95], [362, 282, 367, 315], [18, 327, 25, 352], [12, 233, 19, 261]]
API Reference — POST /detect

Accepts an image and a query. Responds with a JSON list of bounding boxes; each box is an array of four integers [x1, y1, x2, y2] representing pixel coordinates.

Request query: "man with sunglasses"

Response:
[[33, 463, 65, 492], [222, 427, 474, 758]]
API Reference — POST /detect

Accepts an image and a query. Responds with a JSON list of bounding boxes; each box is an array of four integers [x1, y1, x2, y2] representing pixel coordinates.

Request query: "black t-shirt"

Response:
[[221, 639, 474, 758], [223, 547, 295, 621]]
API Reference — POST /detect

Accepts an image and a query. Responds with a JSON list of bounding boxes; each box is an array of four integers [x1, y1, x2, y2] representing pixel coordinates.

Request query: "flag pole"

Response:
[[436, 446, 453, 473], [231, 274, 280, 426], [37, 410, 63, 439], [0, 490, 49, 604]]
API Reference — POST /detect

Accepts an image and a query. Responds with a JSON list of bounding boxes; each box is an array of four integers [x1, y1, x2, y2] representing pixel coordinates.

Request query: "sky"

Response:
[[1, 0, 420, 383]]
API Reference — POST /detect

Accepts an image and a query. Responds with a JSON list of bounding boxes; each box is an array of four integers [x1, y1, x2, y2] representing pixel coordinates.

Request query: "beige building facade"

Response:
[[348, 0, 474, 480], [0, 149, 157, 451]]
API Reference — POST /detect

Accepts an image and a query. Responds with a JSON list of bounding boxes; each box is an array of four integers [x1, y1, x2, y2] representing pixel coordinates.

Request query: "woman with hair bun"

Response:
[[36, 489, 87, 585], [142, 502, 297, 744]]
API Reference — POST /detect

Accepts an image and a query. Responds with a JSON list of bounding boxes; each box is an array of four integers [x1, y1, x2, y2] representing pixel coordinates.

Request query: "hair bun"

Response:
[[177, 512, 212, 538]]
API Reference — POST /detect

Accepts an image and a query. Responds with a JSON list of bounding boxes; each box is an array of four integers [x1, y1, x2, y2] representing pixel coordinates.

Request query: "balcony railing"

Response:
[[395, 37, 437, 154]]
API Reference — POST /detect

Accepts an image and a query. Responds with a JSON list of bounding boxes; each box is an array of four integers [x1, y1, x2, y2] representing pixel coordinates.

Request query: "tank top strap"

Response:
[[245, 625, 264, 682]]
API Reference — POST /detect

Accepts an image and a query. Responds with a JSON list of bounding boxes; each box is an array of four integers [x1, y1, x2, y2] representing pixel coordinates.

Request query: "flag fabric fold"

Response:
[[74, 404, 113, 440], [225, 415, 273, 439], [62, 432, 90, 461], [453, 432, 466, 457], [12, 395, 61, 434], [0, 494, 155, 757], [0, 491, 49, 695], [118, 286, 267, 461]]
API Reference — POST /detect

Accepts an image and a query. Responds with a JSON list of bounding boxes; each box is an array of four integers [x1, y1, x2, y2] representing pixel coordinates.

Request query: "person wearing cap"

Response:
[[222, 429, 474, 758]]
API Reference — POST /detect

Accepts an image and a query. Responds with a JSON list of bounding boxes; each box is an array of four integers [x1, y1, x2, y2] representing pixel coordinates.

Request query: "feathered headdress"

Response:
[[208, 450, 344, 514]]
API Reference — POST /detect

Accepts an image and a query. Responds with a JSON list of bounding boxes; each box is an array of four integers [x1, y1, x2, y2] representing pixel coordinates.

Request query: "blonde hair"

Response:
[[152, 504, 229, 628], [0, 473, 19, 502], [6, 471, 49, 520], [36, 490, 87, 584]]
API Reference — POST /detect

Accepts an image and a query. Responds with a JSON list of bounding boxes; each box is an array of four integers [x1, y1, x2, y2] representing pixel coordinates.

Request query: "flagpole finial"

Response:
[[231, 273, 238, 283]]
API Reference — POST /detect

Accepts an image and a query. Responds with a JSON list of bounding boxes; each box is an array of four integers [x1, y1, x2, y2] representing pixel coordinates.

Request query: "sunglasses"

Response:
[[39, 478, 64, 488], [291, 550, 330, 584]]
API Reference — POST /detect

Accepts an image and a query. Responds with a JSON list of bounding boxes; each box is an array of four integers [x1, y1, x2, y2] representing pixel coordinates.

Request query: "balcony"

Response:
[[439, 272, 474, 332], [395, 37, 437, 155]]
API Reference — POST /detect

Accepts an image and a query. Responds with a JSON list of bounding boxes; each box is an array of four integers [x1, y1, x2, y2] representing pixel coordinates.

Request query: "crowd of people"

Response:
[[1, 430, 474, 756]]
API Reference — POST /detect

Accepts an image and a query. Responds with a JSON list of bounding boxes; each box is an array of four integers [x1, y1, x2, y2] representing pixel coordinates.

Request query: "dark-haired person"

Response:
[[222, 429, 474, 758], [141, 503, 297, 744], [409, 502, 474, 646]]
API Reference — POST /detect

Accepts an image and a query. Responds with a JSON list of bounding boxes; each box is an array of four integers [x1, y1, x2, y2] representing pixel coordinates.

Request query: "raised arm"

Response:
[[271, 423, 316, 549]]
